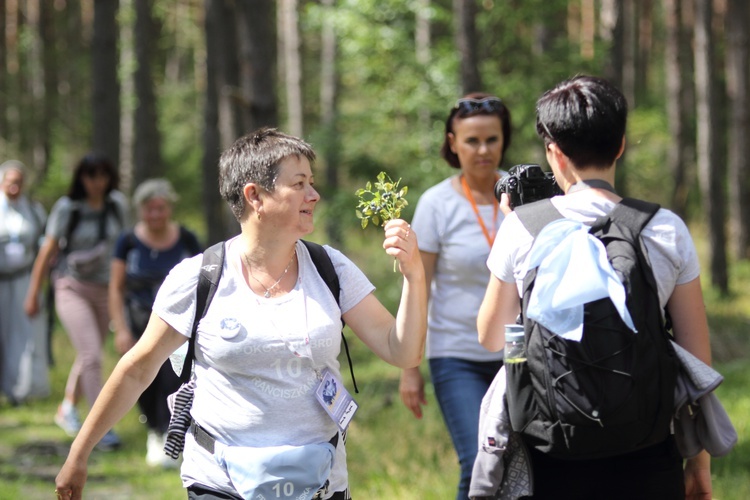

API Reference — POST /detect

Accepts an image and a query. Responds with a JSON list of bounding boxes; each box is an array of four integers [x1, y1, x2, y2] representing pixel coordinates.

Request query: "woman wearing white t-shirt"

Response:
[[53, 128, 427, 500], [399, 93, 511, 499], [478, 75, 712, 499]]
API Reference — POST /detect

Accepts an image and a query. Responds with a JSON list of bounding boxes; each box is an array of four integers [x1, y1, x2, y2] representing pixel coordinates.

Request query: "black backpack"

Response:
[[505, 197, 678, 459]]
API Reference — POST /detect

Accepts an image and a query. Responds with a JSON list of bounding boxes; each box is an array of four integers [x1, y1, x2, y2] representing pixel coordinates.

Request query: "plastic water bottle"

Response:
[[504, 324, 526, 363]]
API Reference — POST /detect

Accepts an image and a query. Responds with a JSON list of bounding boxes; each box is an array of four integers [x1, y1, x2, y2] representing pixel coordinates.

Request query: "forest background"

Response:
[[1, 0, 749, 498]]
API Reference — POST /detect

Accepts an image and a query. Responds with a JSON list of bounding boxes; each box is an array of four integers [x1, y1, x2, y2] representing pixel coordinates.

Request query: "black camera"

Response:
[[494, 164, 562, 208]]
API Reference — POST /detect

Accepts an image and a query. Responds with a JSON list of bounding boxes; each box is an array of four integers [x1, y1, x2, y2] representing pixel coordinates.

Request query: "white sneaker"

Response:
[[54, 401, 81, 436], [146, 431, 180, 468]]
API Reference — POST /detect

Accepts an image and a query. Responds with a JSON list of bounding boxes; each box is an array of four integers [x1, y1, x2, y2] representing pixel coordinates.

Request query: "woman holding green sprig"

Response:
[[54, 129, 427, 500], [398, 93, 512, 499]]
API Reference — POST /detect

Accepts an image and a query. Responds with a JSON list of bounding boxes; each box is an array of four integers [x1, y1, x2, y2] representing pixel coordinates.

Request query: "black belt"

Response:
[[189, 421, 340, 499]]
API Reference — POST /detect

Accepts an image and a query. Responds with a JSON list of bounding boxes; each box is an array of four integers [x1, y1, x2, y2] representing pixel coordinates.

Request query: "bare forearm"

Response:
[[389, 272, 428, 368]]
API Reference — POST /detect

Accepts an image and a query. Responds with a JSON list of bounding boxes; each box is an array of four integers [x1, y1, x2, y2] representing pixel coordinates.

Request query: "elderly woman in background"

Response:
[[109, 178, 201, 468], [0, 160, 49, 405], [25, 153, 128, 451], [54, 128, 427, 500]]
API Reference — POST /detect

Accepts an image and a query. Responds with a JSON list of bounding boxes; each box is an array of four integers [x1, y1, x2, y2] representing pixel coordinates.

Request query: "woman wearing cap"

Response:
[[398, 93, 512, 499]]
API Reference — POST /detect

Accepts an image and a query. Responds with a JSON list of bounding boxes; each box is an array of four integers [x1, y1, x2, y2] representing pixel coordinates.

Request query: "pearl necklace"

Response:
[[243, 250, 296, 298]]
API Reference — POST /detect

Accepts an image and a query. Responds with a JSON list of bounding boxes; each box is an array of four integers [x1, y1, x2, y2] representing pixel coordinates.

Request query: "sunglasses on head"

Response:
[[454, 96, 504, 114]]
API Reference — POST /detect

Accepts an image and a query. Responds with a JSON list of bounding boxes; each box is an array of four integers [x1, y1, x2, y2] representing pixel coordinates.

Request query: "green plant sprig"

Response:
[[355, 171, 409, 229], [355, 172, 409, 271]]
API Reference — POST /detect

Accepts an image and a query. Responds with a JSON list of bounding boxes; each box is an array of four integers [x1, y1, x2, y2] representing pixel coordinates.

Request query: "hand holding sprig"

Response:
[[356, 172, 411, 272]]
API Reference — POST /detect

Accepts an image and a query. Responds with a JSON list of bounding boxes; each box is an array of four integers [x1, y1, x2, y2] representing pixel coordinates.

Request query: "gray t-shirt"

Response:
[[46, 191, 128, 283], [487, 191, 701, 312], [153, 237, 374, 496], [412, 177, 504, 361]]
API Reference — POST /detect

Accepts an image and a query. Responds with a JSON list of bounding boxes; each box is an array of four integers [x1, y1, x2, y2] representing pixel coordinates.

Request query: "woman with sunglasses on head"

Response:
[[399, 93, 511, 499], [24, 153, 128, 451]]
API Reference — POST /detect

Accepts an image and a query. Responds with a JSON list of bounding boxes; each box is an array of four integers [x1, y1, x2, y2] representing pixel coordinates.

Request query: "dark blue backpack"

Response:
[[506, 198, 678, 459]]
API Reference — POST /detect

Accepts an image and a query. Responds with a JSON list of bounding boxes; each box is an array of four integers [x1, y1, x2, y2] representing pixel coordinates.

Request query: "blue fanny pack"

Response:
[[192, 421, 338, 500]]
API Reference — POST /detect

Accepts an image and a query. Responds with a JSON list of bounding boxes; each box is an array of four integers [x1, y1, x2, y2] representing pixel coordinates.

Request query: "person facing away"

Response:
[[477, 75, 712, 500], [398, 93, 511, 499], [54, 128, 427, 500], [109, 178, 201, 468], [0, 160, 49, 405], [24, 153, 128, 451]]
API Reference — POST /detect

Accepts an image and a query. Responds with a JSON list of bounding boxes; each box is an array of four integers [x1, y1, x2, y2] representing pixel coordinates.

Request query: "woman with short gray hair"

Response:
[[109, 178, 201, 468]]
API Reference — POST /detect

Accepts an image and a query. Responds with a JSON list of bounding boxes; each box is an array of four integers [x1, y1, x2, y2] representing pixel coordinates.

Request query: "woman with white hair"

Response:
[[109, 178, 201, 467], [0, 160, 49, 405]]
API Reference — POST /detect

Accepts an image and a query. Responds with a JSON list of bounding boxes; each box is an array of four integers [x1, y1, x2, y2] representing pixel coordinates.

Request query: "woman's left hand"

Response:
[[383, 219, 421, 278]]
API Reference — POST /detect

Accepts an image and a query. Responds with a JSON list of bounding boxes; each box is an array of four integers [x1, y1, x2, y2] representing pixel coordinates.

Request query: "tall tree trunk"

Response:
[[237, 0, 278, 131], [453, 0, 481, 94], [664, 0, 691, 217], [203, 0, 229, 244], [92, 0, 120, 167], [415, 0, 431, 153], [320, 0, 341, 245], [636, 0, 653, 102], [39, 0, 56, 179], [133, 0, 162, 188], [726, 0, 750, 259], [0, 1, 8, 142], [600, 0, 628, 195], [26, 1, 47, 174], [694, 0, 728, 292], [600, 0, 624, 92], [280, 0, 303, 137], [218, 0, 242, 145]]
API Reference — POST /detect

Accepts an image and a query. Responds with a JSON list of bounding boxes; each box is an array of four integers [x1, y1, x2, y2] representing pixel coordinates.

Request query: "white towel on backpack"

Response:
[[519, 218, 636, 341]]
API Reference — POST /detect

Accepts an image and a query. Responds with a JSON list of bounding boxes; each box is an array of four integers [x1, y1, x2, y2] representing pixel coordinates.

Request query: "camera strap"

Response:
[[461, 174, 499, 248], [568, 179, 616, 194]]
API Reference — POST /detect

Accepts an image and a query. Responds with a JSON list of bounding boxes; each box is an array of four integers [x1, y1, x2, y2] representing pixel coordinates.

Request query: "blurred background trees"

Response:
[[1, 0, 748, 294]]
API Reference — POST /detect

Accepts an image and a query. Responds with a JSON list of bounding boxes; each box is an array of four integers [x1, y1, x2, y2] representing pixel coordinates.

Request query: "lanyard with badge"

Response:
[[237, 280, 359, 433]]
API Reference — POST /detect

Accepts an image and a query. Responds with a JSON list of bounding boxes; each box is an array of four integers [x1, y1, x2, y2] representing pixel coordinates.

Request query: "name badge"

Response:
[[314, 368, 358, 432]]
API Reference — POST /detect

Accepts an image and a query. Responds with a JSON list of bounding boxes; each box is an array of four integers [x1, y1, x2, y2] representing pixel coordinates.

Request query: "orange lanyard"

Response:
[[461, 175, 499, 248]]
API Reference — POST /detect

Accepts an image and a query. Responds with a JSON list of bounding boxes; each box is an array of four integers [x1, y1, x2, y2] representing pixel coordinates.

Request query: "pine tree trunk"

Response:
[[453, 0, 481, 94], [92, 0, 121, 167], [280, 0, 303, 137], [694, 0, 728, 292], [133, 0, 163, 187], [726, 0, 750, 259]]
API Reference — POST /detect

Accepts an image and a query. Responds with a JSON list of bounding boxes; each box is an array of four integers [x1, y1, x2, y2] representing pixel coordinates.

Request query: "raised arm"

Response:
[[399, 250, 436, 418], [477, 274, 521, 352], [343, 219, 427, 369]]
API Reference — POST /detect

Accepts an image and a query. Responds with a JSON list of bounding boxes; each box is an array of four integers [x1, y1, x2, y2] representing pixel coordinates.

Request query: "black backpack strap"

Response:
[[302, 239, 358, 394], [180, 241, 225, 382], [514, 199, 564, 238], [602, 197, 660, 238]]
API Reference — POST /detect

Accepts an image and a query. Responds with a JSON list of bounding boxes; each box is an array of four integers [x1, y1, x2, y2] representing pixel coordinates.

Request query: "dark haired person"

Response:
[[477, 75, 711, 498], [399, 93, 511, 499], [25, 153, 128, 451], [0, 160, 48, 405], [54, 129, 427, 500]]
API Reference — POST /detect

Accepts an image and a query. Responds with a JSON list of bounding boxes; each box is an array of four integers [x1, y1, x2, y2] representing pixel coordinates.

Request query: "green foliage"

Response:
[[355, 172, 409, 229]]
